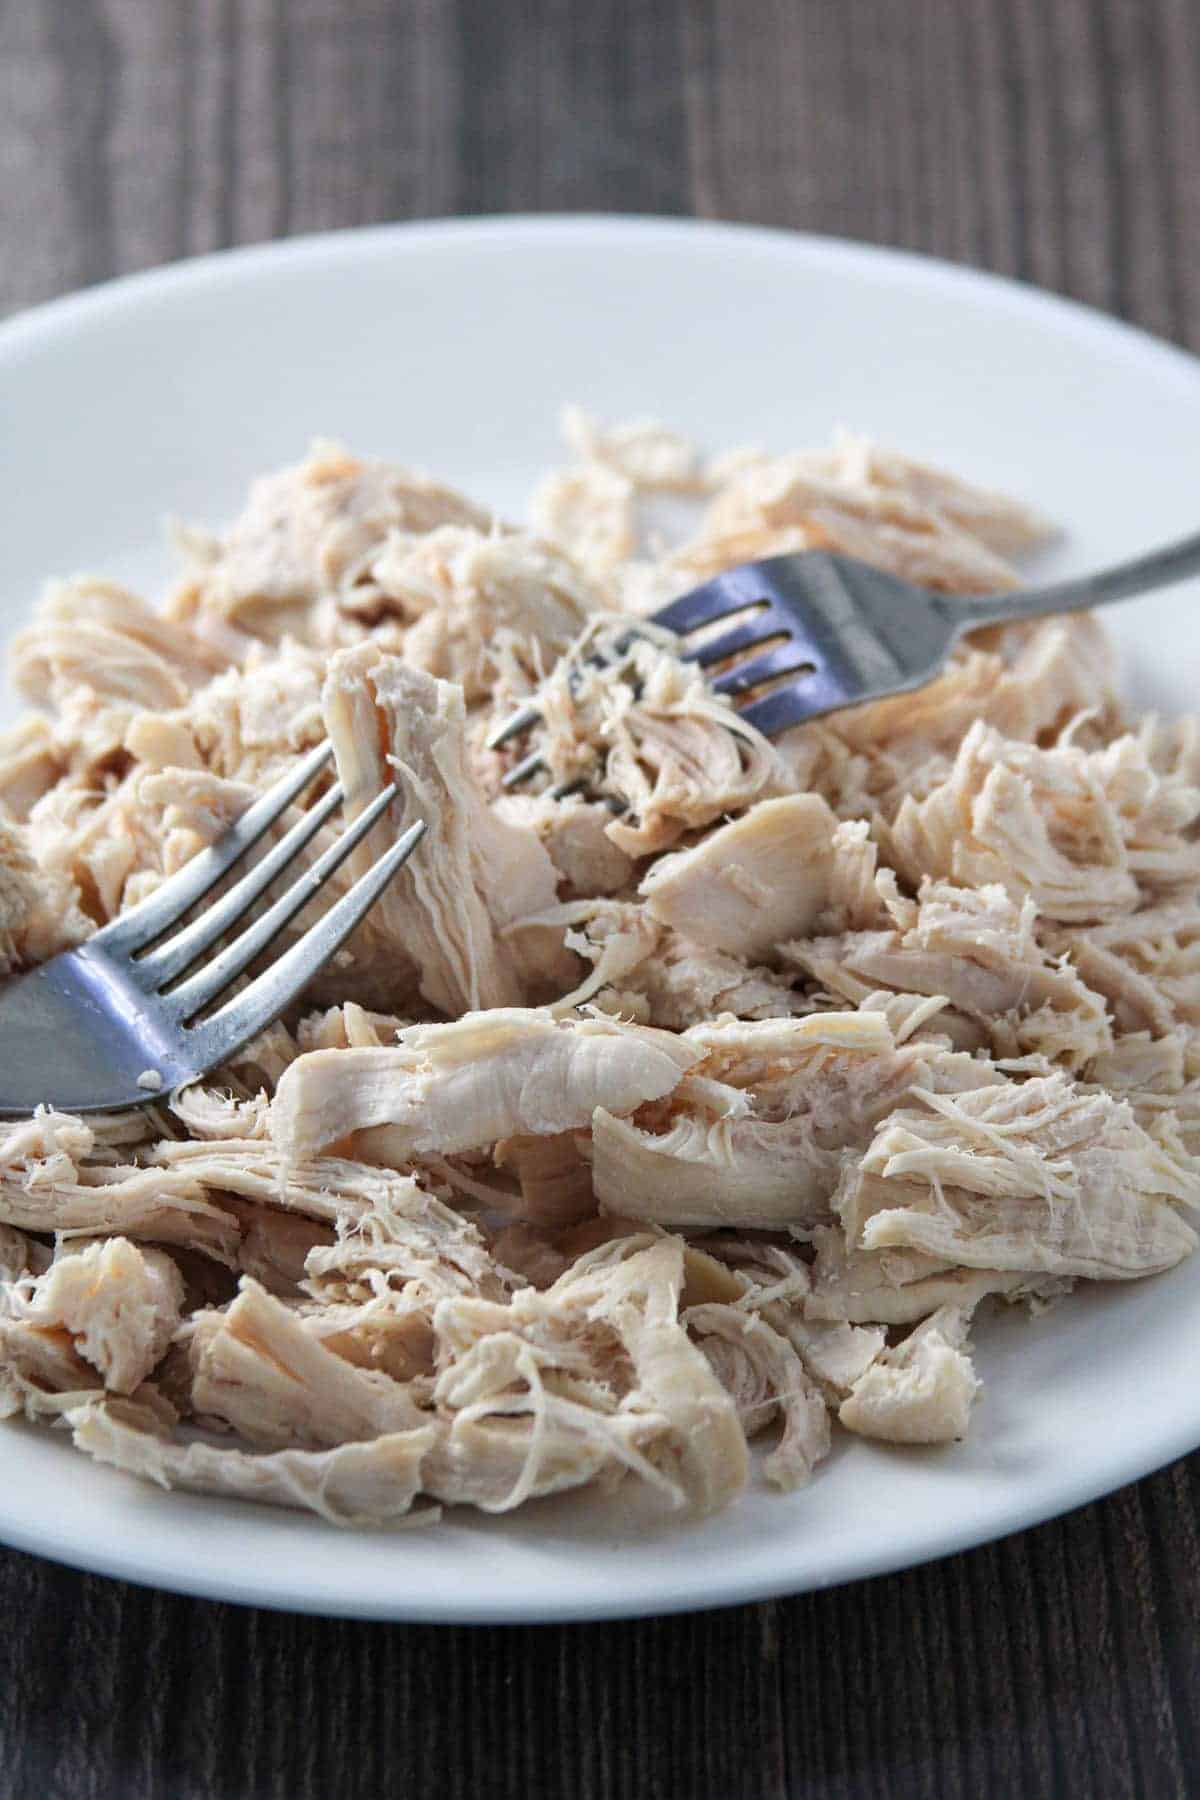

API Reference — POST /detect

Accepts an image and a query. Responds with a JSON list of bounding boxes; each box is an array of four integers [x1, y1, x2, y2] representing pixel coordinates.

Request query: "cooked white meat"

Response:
[[11, 1237, 183, 1394], [692, 1239, 890, 1399], [613, 933, 805, 1030], [0, 1112, 239, 1262], [141, 1135, 419, 1226], [169, 1084, 274, 1143], [493, 792, 637, 898], [3, 415, 1197, 1529], [538, 1237, 748, 1514], [806, 1205, 1064, 1326], [529, 461, 637, 575], [0, 819, 92, 975], [273, 1009, 701, 1161], [788, 878, 1112, 1069], [0, 1318, 103, 1420], [368, 527, 597, 704], [591, 1012, 946, 1230], [168, 441, 489, 646], [324, 646, 558, 1014], [505, 899, 661, 1015], [0, 1225, 48, 1284], [303, 1168, 510, 1307], [850, 1075, 1198, 1279], [1045, 901, 1200, 1045], [0, 716, 64, 821], [493, 1131, 595, 1225], [161, 638, 330, 785], [839, 1306, 979, 1444], [515, 623, 781, 856], [686, 1302, 830, 1489], [221, 1198, 334, 1297], [884, 722, 1200, 924], [639, 796, 882, 958], [71, 1400, 436, 1526], [186, 1278, 425, 1448], [694, 432, 1049, 591], [425, 1287, 676, 1512], [11, 578, 224, 724], [560, 406, 707, 492], [296, 1002, 409, 1053]]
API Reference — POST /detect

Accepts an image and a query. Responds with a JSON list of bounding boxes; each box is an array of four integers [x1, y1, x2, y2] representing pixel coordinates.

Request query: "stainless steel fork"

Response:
[[0, 739, 425, 1116], [490, 531, 1200, 788]]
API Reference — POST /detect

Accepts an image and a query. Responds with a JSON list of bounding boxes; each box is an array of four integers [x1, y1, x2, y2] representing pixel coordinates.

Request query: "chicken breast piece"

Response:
[[494, 792, 637, 899], [686, 1302, 831, 1489], [272, 1009, 702, 1161], [543, 1237, 749, 1514], [695, 432, 1047, 594], [323, 646, 559, 1014], [0, 1113, 239, 1263], [639, 795, 882, 959], [13, 1237, 184, 1394], [591, 1012, 952, 1231], [520, 626, 781, 856], [187, 1277, 426, 1450], [884, 722, 1200, 924], [0, 818, 91, 976], [169, 441, 489, 645], [839, 1306, 979, 1444], [788, 878, 1113, 1070], [851, 1074, 1199, 1279], [0, 1320, 103, 1420], [369, 527, 598, 703], [71, 1401, 436, 1526]]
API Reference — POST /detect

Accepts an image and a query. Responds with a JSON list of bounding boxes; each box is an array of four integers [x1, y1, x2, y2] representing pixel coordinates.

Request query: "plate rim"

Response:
[[4, 212, 1200, 1621]]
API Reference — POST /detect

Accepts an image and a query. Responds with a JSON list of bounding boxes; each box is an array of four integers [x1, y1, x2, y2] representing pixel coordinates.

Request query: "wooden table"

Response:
[[3, 4, 1200, 1795]]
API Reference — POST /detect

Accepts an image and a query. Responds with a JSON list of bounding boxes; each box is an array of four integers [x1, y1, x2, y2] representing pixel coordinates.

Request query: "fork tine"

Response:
[[680, 613, 777, 669], [737, 681, 832, 738], [652, 574, 760, 636], [710, 643, 814, 697], [487, 702, 543, 752], [501, 749, 547, 792], [163, 782, 400, 1019], [136, 781, 346, 989], [94, 739, 335, 958], [186, 818, 427, 1065]]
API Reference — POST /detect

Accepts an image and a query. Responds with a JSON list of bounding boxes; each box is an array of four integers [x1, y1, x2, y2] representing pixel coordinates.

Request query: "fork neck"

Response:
[[944, 527, 1200, 630]]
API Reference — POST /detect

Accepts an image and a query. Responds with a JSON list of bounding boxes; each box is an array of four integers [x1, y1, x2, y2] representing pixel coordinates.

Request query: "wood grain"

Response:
[[3, 2, 1200, 1795]]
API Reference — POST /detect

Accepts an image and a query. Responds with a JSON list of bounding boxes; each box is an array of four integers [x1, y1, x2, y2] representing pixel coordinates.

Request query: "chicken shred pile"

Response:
[[1, 413, 1197, 1531]]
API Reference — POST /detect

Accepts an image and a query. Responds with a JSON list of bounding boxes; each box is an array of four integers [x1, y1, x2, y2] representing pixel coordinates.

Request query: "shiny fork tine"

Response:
[[186, 818, 427, 1066], [680, 611, 774, 669], [163, 782, 400, 1019], [136, 780, 346, 989], [710, 641, 814, 697], [94, 739, 336, 959], [737, 674, 844, 738], [487, 702, 543, 752], [651, 571, 759, 636], [500, 749, 548, 792]]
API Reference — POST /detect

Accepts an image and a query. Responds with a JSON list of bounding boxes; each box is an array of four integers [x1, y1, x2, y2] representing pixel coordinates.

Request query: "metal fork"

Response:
[[490, 533, 1200, 789], [0, 740, 426, 1116]]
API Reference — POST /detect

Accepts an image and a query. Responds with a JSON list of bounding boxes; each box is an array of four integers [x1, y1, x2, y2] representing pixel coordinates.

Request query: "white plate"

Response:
[[3, 216, 1200, 1621]]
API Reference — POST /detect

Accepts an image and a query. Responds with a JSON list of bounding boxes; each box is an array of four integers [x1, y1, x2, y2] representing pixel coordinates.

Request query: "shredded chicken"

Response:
[[273, 1009, 702, 1161], [2, 412, 1194, 1531], [11, 1237, 184, 1394], [838, 1306, 980, 1444]]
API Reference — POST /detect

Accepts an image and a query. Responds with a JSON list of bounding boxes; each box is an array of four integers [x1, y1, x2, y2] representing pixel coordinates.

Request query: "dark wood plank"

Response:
[[2, 2, 1200, 1797]]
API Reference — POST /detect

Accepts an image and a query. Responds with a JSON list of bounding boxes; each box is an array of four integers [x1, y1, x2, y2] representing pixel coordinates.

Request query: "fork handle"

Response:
[[947, 528, 1200, 629]]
